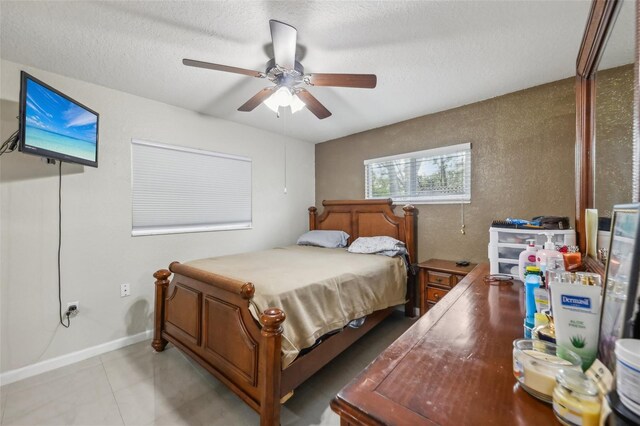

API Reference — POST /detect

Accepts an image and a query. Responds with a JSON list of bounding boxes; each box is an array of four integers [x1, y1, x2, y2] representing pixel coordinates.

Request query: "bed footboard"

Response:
[[152, 264, 285, 426]]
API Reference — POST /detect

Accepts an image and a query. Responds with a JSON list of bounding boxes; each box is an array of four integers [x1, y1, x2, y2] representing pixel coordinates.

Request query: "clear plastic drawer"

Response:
[[498, 262, 520, 276], [495, 231, 566, 245], [497, 246, 525, 260]]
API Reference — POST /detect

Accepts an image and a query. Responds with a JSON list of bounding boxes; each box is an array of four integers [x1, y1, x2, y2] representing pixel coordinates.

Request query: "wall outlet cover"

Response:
[[66, 301, 79, 316], [120, 283, 130, 297]]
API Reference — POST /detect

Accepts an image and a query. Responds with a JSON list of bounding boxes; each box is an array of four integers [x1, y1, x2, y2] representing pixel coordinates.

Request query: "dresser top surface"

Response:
[[331, 263, 558, 425]]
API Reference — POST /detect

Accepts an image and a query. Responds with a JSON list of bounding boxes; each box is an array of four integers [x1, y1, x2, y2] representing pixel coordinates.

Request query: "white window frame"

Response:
[[364, 143, 471, 204], [131, 139, 252, 236]]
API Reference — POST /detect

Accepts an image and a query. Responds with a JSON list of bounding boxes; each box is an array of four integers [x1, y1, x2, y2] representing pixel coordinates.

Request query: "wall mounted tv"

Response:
[[19, 71, 99, 167]]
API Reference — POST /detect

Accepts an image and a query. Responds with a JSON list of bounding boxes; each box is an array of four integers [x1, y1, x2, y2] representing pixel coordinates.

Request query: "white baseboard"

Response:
[[0, 329, 152, 386]]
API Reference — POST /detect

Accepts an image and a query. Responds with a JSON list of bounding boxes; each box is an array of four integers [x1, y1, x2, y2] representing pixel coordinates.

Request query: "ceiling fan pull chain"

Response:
[[283, 110, 287, 194]]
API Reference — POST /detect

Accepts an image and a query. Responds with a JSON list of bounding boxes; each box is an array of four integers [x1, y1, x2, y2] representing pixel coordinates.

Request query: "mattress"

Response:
[[186, 245, 407, 368]]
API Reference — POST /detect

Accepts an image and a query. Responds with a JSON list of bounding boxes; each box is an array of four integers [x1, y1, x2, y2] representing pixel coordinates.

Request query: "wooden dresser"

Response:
[[417, 259, 476, 316], [331, 263, 559, 425]]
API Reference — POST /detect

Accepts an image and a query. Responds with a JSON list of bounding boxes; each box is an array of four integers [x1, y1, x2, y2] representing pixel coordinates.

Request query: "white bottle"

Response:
[[536, 233, 563, 274], [519, 239, 538, 281]]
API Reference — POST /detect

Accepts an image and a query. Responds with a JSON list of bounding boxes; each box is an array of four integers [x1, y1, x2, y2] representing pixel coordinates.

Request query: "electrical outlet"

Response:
[[120, 283, 130, 297], [66, 301, 79, 317]]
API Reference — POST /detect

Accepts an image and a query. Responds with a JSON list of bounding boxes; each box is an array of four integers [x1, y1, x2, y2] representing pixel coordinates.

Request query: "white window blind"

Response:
[[364, 143, 471, 204], [131, 139, 252, 236]]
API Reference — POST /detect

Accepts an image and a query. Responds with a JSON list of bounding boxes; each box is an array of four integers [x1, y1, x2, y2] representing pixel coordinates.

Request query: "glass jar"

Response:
[[552, 369, 601, 426], [513, 339, 582, 403], [532, 313, 556, 344], [575, 272, 602, 287], [562, 252, 582, 271]]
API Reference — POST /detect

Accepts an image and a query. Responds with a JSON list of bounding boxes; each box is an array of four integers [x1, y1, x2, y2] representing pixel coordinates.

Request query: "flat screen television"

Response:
[[19, 71, 99, 167]]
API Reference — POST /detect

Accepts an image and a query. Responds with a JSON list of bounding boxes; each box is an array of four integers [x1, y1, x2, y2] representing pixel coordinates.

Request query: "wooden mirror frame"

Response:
[[575, 0, 640, 267]]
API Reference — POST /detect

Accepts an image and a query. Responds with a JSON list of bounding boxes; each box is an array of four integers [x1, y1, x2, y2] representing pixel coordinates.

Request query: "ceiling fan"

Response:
[[183, 20, 377, 120]]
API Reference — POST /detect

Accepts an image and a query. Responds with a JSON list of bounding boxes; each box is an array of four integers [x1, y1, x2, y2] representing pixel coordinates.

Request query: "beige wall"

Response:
[[595, 64, 635, 216], [316, 78, 578, 263], [0, 60, 315, 374]]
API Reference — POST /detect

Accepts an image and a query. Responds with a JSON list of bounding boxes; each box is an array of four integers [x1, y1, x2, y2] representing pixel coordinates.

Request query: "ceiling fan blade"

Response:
[[297, 89, 332, 119], [183, 59, 264, 78], [306, 73, 377, 89], [238, 87, 276, 112], [269, 20, 297, 70]]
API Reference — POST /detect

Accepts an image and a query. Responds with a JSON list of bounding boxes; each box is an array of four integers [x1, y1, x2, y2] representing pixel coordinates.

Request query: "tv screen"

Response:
[[19, 72, 99, 167]]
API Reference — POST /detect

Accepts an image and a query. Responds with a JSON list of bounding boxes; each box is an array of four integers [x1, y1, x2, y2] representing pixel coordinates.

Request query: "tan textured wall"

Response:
[[315, 79, 577, 263], [595, 64, 635, 216]]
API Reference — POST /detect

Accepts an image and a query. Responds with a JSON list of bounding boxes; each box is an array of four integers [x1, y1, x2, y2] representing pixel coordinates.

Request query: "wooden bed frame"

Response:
[[151, 199, 417, 426]]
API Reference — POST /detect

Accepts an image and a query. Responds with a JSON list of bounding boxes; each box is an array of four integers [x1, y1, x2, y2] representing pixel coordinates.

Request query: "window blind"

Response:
[[364, 143, 471, 204], [131, 139, 252, 236]]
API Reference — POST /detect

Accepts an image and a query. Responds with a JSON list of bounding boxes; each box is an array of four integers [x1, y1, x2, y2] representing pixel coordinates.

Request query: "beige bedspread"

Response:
[[186, 245, 407, 368]]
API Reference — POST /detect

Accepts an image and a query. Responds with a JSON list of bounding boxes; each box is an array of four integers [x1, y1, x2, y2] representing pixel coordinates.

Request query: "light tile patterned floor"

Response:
[[0, 311, 413, 426]]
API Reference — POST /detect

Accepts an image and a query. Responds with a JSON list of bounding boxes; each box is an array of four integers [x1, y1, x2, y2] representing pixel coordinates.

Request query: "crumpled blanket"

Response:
[[347, 236, 412, 271], [347, 236, 408, 257]]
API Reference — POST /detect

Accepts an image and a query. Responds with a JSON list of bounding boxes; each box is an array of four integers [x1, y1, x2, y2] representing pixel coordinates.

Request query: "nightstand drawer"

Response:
[[417, 259, 477, 316], [427, 287, 449, 303], [427, 271, 454, 287]]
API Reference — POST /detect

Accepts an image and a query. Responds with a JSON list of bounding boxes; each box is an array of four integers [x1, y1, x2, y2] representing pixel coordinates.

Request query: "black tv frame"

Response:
[[18, 71, 99, 167]]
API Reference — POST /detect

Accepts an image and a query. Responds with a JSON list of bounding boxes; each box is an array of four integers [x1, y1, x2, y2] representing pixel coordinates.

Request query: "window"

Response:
[[131, 139, 252, 236], [364, 143, 471, 204]]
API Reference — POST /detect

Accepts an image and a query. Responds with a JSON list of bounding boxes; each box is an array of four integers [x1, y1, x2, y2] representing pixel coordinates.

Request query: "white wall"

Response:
[[0, 60, 315, 373]]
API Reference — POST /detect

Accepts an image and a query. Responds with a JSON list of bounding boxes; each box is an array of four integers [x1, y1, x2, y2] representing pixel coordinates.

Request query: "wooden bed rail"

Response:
[[169, 261, 256, 299]]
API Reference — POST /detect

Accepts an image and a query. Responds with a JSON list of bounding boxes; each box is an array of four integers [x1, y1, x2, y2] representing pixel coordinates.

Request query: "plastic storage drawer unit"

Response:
[[488, 227, 576, 279]]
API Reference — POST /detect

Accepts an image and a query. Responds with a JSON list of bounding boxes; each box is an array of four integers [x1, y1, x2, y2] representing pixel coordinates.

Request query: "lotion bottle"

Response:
[[519, 239, 538, 281], [537, 233, 563, 274]]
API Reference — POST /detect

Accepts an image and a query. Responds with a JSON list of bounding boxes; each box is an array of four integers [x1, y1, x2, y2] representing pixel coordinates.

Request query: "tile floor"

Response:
[[0, 311, 413, 426]]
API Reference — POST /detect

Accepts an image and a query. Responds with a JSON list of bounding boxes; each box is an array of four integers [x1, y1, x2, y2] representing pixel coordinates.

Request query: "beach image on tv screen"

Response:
[[24, 78, 97, 162]]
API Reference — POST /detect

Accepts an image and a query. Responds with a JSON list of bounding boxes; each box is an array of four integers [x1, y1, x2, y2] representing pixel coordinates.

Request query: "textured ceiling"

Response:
[[0, 1, 633, 143]]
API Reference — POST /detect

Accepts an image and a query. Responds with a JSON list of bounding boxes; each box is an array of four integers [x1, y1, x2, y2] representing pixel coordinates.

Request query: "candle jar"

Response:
[[563, 252, 582, 271], [553, 369, 601, 426], [513, 339, 582, 403]]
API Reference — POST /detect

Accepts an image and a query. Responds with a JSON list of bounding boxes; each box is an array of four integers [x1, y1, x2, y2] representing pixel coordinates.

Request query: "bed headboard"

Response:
[[308, 199, 417, 264]]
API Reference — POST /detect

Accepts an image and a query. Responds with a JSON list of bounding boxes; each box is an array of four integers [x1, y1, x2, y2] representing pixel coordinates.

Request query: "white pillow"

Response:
[[296, 230, 350, 248]]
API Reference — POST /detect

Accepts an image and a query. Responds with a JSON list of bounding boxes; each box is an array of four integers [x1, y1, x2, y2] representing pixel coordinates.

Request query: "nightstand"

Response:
[[418, 259, 477, 316]]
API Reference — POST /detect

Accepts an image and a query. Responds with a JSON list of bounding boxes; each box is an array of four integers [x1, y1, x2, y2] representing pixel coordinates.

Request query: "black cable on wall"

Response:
[[58, 161, 71, 328]]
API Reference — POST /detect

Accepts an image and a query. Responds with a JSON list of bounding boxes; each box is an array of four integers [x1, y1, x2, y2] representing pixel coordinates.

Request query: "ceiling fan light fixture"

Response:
[[289, 94, 306, 114], [263, 87, 306, 114], [263, 94, 281, 113], [273, 86, 293, 106]]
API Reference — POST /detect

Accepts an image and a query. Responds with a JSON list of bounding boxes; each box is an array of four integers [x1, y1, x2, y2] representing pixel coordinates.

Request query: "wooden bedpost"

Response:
[[403, 204, 417, 318], [308, 206, 317, 230], [151, 269, 171, 352], [402, 204, 417, 263], [259, 307, 286, 426]]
